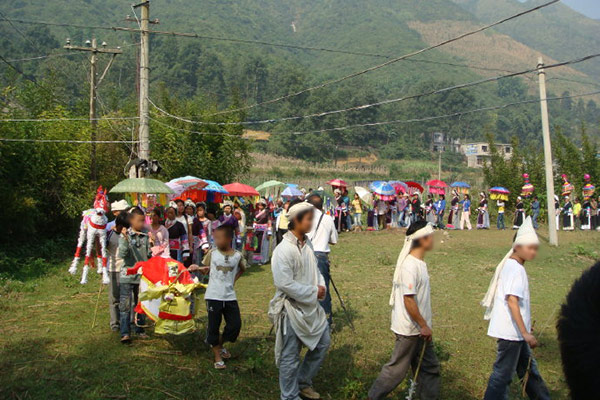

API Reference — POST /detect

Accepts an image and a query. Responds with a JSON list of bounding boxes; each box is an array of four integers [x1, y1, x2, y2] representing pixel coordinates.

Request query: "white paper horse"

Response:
[[68, 187, 110, 284]]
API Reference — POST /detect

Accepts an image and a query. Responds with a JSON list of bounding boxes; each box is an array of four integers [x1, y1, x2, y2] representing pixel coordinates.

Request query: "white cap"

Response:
[[111, 199, 130, 212]]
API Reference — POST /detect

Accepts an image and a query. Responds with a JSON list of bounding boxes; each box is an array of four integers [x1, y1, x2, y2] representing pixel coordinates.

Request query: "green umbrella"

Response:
[[256, 180, 285, 192], [109, 178, 174, 194]]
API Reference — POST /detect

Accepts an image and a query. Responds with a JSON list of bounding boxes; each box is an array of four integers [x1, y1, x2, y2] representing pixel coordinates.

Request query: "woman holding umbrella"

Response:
[[447, 190, 460, 229], [477, 192, 490, 229]]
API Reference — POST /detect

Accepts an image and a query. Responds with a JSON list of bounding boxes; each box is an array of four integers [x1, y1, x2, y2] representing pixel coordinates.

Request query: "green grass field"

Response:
[[1, 228, 597, 399]]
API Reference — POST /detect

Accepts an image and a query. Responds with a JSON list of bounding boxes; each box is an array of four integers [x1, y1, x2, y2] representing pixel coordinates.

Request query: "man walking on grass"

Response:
[[306, 193, 338, 326], [368, 220, 440, 400], [269, 200, 330, 400]]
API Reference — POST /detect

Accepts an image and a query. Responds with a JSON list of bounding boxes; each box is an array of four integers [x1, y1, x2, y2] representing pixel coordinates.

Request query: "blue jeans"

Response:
[[345, 213, 352, 230], [532, 211, 539, 229], [353, 213, 362, 226], [497, 213, 505, 230], [437, 212, 445, 229], [484, 340, 550, 400], [314, 252, 332, 325], [279, 316, 330, 400], [119, 282, 145, 337]]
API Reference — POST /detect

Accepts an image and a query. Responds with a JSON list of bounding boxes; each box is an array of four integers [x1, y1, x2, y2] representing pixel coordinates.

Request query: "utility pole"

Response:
[[128, 1, 159, 177], [64, 38, 122, 181], [537, 57, 558, 246], [438, 149, 442, 181]]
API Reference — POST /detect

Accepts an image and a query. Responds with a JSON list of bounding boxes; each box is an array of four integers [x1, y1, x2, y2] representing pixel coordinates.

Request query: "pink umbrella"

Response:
[[327, 178, 348, 188], [426, 179, 448, 195]]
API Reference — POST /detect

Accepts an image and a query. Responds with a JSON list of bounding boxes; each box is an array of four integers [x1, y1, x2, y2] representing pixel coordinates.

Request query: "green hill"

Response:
[[1, 0, 599, 162]]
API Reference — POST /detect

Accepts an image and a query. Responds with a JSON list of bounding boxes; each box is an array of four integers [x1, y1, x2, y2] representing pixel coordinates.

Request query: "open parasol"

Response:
[[281, 186, 304, 200], [354, 186, 373, 205], [110, 178, 174, 194], [405, 181, 424, 194], [168, 176, 207, 190], [388, 180, 408, 194], [450, 181, 471, 195], [327, 178, 348, 188], [255, 180, 285, 192], [426, 179, 448, 195], [370, 181, 396, 196], [490, 186, 510, 201], [223, 182, 259, 197], [201, 179, 228, 194]]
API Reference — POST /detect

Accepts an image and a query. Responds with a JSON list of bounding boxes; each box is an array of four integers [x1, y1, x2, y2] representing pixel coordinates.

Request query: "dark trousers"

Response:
[[205, 300, 242, 346], [484, 339, 550, 400], [369, 335, 440, 400], [314, 252, 332, 325], [119, 282, 145, 337], [276, 228, 287, 245]]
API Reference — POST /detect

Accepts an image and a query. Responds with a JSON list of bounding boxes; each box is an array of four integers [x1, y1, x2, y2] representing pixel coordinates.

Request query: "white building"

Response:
[[461, 142, 512, 168]]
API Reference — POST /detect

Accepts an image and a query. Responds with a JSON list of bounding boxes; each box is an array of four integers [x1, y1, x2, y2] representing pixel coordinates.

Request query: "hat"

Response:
[[222, 200, 234, 208], [111, 199, 130, 212], [286, 201, 314, 220], [513, 216, 539, 247]]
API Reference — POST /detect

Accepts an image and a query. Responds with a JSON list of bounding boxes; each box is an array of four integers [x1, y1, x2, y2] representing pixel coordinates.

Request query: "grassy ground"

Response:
[[1, 228, 597, 399]]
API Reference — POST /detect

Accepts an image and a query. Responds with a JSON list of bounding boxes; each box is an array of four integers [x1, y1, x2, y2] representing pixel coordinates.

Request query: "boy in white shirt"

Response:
[[368, 221, 440, 400], [190, 225, 246, 370], [481, 217, 550, 400]]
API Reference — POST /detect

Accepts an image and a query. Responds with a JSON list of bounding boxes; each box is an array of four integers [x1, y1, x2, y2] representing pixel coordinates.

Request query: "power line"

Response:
[[149, 52, 600, 126], [6, 52, 86, 63], [148, 116, 243, 138], [0, 138, 139, 143], [200, 0, 560, 116], [0, 16, 519, 74], [2, 0, 558, 116], [270, 90, 600, 136], [0, 116, 138, 122]]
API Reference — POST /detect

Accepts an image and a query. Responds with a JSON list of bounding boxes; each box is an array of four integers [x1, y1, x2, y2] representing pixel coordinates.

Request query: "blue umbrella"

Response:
[[281, 186, 303, 199], [201, 179, 228, 194], [370, 181, 396, 196], [451, 181, 471, 188]]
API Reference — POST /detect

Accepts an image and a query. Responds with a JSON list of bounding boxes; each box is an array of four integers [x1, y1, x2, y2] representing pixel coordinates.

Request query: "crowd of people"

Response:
[[331, 188, 600, 234], [80, 179, 596, 400]]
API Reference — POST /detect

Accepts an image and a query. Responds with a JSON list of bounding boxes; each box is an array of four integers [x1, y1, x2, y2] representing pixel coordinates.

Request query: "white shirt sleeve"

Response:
[[271, 250, 318, 306], [502, 262, 526, 299], [328, 218, 338, 245], [400, 261, 418, 296]]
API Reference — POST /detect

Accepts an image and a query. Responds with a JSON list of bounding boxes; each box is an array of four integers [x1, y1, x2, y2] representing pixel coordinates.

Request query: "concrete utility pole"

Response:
[[128, 1, 159, 177], [537, 57, 558, 246], [64, 38, 122, 181]]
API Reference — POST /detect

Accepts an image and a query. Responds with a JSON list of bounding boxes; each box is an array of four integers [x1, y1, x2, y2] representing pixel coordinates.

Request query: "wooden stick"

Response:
[[91, 278, 104, 329]]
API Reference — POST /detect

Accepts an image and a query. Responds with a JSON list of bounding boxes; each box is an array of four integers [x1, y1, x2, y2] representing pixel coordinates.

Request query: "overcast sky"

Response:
[[554, 0, 599, 19]]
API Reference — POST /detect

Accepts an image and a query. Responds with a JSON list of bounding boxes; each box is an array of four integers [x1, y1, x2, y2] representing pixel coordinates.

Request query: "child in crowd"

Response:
[[117, 207, 152, 344], [190, 225, 246, 369], [481, 217, 550, 399], [106, 211, 129, 331]]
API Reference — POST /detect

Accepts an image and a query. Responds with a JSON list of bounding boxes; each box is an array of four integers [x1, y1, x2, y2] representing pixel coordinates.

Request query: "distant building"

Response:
[[430, 132, 461, 153], [461, 142, 512, 168]]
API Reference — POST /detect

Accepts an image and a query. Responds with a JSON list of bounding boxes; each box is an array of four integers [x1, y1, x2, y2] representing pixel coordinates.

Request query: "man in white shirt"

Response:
[[368, 220, 440, 400], [269, 201, 329, 400], [482, 217, 550, 400], [307, 193, 338, 325]]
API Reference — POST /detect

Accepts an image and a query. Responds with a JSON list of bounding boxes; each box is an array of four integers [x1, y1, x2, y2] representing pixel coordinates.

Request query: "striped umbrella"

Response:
[[370, 181, 396, 196]]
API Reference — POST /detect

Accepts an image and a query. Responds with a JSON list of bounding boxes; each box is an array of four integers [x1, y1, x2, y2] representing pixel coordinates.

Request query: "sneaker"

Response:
[[300, 387, 321, 400], [120, 335, 131, 344]]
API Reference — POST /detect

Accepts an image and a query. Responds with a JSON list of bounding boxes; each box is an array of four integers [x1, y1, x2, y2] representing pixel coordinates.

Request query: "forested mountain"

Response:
[[1, 0, 599, 164]]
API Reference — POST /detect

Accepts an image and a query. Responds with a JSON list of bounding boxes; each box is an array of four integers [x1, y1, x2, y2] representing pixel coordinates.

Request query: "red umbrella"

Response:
[[223, 182, 259, 197], [405, 181, 424, 193], [426, 179, 448, 188], [327, 178, 348, 188]]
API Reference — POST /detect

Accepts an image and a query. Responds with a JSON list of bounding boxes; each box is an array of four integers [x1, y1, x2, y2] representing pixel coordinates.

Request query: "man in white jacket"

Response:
[[269, 200, 329, 400]]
